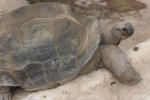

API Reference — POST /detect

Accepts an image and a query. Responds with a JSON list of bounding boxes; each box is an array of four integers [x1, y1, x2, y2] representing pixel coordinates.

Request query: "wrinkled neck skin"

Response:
[[100, 31, 121, 45]]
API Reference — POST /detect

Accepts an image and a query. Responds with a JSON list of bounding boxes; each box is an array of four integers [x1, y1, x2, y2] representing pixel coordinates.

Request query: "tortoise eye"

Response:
[[123, 28, 128, 33]]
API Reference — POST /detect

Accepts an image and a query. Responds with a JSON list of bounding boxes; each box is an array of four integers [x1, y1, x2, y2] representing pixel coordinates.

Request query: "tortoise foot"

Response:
[[99, 45, 142, 85], [119, 67, 142, 85]]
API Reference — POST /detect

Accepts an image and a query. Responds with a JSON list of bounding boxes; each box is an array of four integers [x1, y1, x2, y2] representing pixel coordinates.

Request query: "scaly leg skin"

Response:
[[99, 45, 142, 84], [0, 87, 11, 100]]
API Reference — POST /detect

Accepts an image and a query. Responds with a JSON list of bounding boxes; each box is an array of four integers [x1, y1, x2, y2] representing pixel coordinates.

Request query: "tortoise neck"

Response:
[[99, 30, 121, 45]]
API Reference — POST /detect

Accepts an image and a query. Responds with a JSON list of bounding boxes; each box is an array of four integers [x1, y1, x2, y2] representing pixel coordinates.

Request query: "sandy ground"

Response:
[[0, 0, 149, 100]]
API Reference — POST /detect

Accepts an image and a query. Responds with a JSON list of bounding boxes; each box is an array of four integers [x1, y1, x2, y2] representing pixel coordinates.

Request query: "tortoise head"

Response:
[[100, 21, 134, 45], [111, 22, 134, 45]]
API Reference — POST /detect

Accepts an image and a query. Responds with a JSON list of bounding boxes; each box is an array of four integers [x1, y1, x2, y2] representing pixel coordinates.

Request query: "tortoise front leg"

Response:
[[0, 87, 11, 100], [99, 45, 141, 84]]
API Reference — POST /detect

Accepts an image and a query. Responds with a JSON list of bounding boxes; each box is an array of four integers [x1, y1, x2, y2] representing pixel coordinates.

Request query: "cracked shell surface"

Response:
[[0, 2, 100, 91]]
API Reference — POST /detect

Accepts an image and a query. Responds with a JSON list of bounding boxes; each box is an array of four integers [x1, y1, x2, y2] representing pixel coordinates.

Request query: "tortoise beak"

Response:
[[122, 23, 134, 37]]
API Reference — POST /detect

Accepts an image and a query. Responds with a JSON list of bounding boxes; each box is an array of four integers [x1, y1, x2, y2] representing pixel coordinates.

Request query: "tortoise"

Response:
[[0, 2, 141, 100]]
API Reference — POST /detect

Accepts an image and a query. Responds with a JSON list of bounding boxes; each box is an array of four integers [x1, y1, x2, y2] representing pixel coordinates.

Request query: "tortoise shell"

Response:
[[0, 2, 100, 91]]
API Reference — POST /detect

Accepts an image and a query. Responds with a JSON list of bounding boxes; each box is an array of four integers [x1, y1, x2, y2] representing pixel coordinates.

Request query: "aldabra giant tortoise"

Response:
[[0, 2, 141, 100]]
